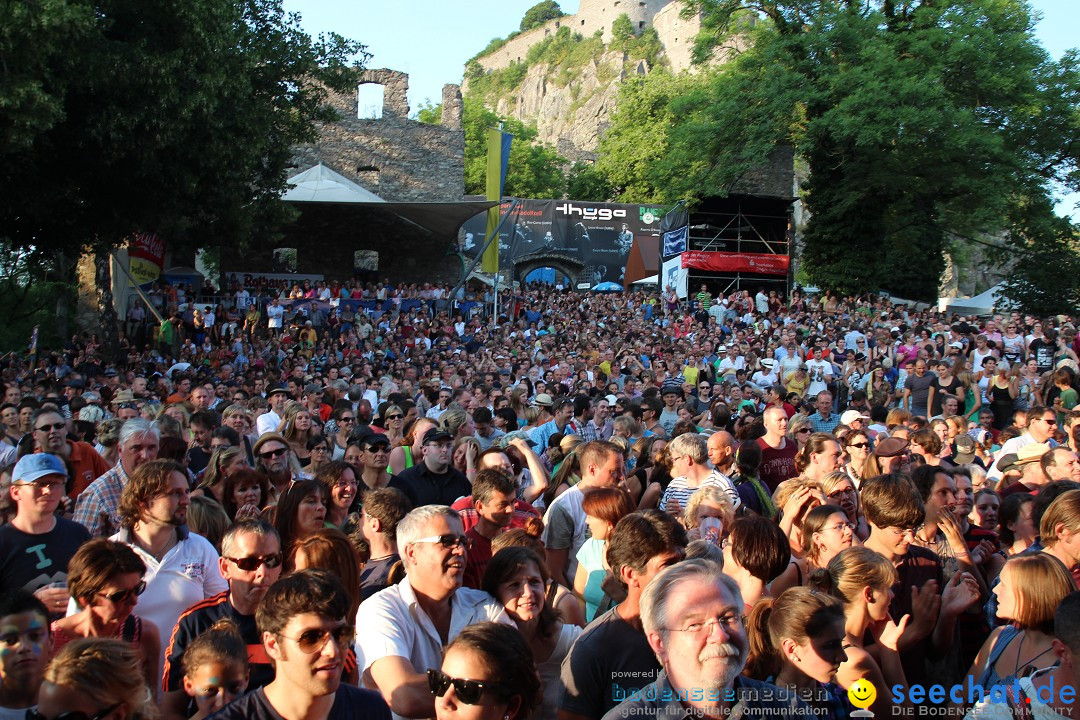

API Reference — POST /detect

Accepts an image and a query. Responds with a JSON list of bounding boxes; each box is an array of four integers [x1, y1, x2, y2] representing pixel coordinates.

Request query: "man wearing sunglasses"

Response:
[[160, 520, 283, 720], [29, 407, 110, 503], [356, 505, 510, 720], [0, 454, 90, 618], [212, 569, 390, 720]]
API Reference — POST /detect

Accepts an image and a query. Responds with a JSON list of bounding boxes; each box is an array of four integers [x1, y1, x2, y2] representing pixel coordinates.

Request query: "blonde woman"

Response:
[[277, 402, 315, 463], [786, 414, 812, 451], [381, 403, 406, 446], [38, 638, 157, 720]]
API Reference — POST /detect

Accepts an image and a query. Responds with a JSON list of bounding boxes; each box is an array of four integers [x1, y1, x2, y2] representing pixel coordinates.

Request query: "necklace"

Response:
[[1013, 632, 1055, 677]]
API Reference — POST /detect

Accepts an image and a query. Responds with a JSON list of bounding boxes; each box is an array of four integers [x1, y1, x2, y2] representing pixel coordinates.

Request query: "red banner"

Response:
[[680, 251, 789, 276], [128, 232, 166, 285]]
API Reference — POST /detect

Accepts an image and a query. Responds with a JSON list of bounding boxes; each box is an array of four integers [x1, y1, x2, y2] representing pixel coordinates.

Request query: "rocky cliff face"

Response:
[[479, 51, 649, 162]]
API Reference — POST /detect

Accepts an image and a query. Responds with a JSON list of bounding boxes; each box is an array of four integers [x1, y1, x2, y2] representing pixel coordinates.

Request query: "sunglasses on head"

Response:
[[428, 669, 512, 705], [225, 554, 283, 572], [27, 702, 122, 720], [98, 580, 146, 604], [258, 447, 288, 459]]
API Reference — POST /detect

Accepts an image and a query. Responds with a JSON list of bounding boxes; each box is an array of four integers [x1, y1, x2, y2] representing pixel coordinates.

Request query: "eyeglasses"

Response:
[[35, 422, 66, 432], [278, 624, 355, 654], [385, 414, 404, 421], [664, 613, 746, 636], [258, 447, 288, 459], [886, 526, 917, 540], [312, 445, 330, 454], [428, 669, 512, 705], [412, 534, 471, 550], [98, 580, 147, 604], [1040, 417, 1058, 425], [225, 553, 283, 571], [27, 702, 122, 720], [826, 522, 856, 533], [847, 442, 869, 450], [14, 478, 65, 491]]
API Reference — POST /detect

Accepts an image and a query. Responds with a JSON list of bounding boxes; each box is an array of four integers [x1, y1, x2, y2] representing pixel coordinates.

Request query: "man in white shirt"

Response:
[[266, 298, 284, 333], [355, 506, 509, 720], [805, 347, 834, 397], [752, 358, 779, 388], [255, 387, 289, 437]]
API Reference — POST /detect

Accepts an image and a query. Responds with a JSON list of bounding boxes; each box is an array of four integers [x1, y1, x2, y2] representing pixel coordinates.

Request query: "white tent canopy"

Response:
[[938, 283, 1009, 316], [282, 163, 386, 203]]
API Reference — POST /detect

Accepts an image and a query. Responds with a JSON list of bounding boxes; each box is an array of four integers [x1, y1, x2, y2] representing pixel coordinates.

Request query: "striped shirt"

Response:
[[660, 469, 740, 517]]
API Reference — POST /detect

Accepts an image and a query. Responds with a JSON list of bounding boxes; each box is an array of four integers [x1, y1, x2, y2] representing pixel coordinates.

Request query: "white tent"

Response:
[[282, 163, 386, 203], [633, 274, 658, 285], [938, 283, 1008, 316]]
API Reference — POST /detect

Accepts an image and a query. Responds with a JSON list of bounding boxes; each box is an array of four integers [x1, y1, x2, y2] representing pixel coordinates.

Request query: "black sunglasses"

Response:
[[224, 554, 283, 572], [385, 414, 404, 420], [35, 422, 66, 432], [27, 702, 122, 720], [98, 580, 146, 604], [428, 669, 512, 705], [258, 448, 288, 459]]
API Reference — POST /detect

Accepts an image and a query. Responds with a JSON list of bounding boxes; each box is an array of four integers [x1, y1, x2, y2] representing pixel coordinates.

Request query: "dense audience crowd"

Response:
[[2, 280, 1080, 720]]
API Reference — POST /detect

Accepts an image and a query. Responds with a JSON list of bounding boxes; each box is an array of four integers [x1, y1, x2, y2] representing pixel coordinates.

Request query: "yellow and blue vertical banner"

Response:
[[483, 127, 513, 273]]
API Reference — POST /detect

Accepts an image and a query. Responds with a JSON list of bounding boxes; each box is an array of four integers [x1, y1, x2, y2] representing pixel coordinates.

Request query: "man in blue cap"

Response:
[[0, 454, 90, 617]]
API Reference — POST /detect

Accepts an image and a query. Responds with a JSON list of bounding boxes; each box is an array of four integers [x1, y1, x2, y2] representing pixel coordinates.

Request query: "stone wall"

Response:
[[292, 69, 465, 202]]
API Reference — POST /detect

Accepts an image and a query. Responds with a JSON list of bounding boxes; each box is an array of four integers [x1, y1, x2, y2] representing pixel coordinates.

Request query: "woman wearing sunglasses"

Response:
[[50, 539, 160, 693], [34, 638, 155, 720], [841, 430, 872, 487], [432, 622, 540, 720], [380, 404, 407, 448]]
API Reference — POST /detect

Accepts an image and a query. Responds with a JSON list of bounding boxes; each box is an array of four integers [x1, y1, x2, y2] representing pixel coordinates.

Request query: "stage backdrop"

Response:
[[463, 200, 664, 289]]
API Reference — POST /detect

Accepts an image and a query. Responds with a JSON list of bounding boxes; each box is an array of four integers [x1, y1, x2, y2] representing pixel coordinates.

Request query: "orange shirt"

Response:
[[39, 441, 111, 500]]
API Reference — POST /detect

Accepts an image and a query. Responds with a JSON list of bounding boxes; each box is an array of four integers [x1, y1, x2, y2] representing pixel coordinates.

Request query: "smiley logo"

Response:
[[848, 678, 876, 709]]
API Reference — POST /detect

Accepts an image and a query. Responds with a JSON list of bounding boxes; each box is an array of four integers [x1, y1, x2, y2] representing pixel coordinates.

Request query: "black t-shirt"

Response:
[[209, 685, 390, 720], [389, 464, 470, 507], [1030, 338, 1055, 374], [359, 554, 400, 601], [0, 518, 91, 592], [162, 592, 274, 693], [559, 607, 661, 719]]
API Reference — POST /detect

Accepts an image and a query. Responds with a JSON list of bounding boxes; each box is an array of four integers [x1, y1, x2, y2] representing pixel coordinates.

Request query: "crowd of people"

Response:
[[1, 279, 1080, 720]]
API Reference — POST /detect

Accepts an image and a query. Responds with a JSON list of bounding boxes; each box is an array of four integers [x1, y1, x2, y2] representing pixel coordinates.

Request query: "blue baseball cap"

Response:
[[14, 454, 69, 484]]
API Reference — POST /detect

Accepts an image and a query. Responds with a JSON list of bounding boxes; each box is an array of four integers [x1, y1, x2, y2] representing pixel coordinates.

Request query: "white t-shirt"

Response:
[[805, 359, 834, 396], [541, 486, 587, 582], [266, 304, 284, 329]]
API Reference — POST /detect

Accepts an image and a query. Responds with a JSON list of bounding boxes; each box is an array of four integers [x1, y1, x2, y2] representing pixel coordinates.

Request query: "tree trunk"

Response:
[[55, 251, 70, 341], [94, 245, 121, 360]]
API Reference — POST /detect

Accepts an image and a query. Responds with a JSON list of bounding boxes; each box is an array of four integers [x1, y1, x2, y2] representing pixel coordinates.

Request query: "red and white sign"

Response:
[[681, 251, 790, 276]]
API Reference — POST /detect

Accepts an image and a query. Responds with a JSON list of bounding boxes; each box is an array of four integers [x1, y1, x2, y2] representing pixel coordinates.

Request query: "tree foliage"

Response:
[[520, 1, 564, 32], [0, 0, 369, 261], [604, 0, 1080, 301], [462, 100, 566, 199]]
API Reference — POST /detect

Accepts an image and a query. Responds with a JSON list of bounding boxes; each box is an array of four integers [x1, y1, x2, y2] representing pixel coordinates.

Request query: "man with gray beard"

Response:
[[603, 559, 805, 719]]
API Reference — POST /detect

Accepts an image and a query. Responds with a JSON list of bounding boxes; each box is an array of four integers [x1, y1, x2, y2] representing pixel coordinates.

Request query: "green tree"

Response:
[[657, 0, 1080, 301], [462, 99, 566, 199], [611, 13, 635, 51], [994, 196, 1080, 315], [520, 1, 564, 32], [0, 0, 367, 351]]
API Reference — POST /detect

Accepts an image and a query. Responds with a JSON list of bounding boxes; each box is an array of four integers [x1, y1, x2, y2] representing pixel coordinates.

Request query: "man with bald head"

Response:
[[707, 431, 736, 477], [755, 405, 799, 491]]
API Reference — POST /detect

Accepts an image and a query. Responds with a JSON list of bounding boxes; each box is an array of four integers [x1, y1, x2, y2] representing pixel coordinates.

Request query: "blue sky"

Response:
[[282, 0, 1078, 216]]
